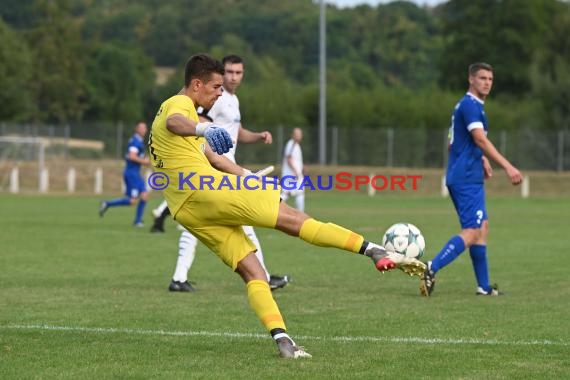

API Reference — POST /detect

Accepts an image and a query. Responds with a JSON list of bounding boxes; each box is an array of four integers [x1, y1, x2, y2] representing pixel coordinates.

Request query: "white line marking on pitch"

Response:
[[2, 324, 567, 347]]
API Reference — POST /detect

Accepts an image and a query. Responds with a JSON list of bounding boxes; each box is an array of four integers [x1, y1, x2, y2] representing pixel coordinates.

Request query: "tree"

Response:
[[25, 0, 87, 122], [438, 0, 555, 97], [530, 3, 570, 130], [84, 42, 155, 123], [0, 18, 34, 121]]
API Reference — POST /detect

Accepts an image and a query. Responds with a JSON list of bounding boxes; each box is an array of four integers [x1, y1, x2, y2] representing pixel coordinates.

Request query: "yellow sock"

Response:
[[299, 218, 364, 253], [247, 280, 286, 332]]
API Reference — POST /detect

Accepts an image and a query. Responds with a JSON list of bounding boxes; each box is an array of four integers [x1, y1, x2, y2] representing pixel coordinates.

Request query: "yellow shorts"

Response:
[[174, 172, 281, 270]]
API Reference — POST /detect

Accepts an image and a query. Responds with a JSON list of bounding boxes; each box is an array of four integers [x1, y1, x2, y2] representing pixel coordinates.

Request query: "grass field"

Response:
[[1, 192, 569, 379]]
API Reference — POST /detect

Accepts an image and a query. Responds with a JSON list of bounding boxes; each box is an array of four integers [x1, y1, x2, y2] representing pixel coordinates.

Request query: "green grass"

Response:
[[1, 192, 568, 379]]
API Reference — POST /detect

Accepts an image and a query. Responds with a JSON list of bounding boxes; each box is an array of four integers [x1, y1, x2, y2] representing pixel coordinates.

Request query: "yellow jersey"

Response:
[[149, 94, 211, 215]]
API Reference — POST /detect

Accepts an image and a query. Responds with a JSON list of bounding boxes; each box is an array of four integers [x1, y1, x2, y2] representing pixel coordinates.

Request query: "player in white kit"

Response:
[[280, 128, 305, 212], [164, 55, 290, 292]]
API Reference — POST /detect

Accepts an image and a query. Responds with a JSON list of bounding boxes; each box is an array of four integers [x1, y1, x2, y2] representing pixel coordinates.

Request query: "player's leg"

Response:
[[151, 203, 171, 233], [469, 219, 499, 295], [153, 199, 169, 218], [193, 176, 424, 277], [236, 252, 310, 358], [242, 226, 270, 281], [133, 174, 148, 226], [99, 197, 131, 216], [169, 229, 198, 292], [242, 225, 290, 290], [176, 205, 311, 359], [99, 173, 134, 217], [274, 202, 425, 276], [134, 191, 149, 226], [420, 184, 483, 296]]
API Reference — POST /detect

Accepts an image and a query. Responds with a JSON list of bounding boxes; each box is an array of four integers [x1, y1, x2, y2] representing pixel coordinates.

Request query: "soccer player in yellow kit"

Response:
[[149, 53, 426, 359]]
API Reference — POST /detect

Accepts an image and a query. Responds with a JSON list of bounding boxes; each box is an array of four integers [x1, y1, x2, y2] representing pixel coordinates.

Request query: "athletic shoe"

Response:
[[150, 220, 165, 233], [269, 275, 290, 291], [168, 280, 196, 292], [99, 201, 108, 217], [367, 246, 426, 278], [420, 261, 436, 297], [276, 337, 312, 359], [133, 222, 145, 228], [476, 284, 502, 296]]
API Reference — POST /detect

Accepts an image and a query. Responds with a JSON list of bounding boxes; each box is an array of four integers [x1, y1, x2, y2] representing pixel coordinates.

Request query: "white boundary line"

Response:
[[2, 324, 568, 347]]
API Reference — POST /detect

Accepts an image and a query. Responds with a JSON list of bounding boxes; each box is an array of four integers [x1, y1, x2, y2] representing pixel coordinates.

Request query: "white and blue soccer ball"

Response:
[[382, 222, 425, 259]]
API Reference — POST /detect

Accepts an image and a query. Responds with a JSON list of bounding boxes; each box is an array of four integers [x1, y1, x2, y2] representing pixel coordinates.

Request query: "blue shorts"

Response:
[[124, 171, 146, 198], [448, 183, 487, 229]]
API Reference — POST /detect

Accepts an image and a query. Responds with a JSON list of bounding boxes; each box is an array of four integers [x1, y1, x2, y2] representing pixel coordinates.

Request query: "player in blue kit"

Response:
[[420, 62, 523, 297], [99, 122, 151, 226]]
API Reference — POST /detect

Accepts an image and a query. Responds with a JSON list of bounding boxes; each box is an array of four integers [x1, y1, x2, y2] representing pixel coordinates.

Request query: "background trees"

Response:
[[0, 0, 568, 132]]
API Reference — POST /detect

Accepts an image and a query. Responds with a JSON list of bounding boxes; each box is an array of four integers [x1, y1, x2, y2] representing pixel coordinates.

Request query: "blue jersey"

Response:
[[125, 134, 145, 173], [446, 93, 488, 185]]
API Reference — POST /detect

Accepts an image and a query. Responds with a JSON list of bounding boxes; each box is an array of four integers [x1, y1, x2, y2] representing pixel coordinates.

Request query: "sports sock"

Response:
[[270, 328, 289, 340], [154, 200, 169, 215], [152, 207, 171, 230], [299, 218, 364, 253], [172, 231, 198, 282], [469, 244, 491, 292], [270, 328, 294, 344], [106, 198, 131, 207], [134, 199, 146, 224], [430, 235, 466, 273], [247, 280, 286, 331], [159, 207, 171, 220]]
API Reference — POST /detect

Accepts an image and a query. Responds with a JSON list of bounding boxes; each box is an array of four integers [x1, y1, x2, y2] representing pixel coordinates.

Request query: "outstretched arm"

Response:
[[238, 125, 272, 144]]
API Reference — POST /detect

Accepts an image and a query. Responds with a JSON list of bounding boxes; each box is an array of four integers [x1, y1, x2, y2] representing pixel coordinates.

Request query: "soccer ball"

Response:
[[382, 222, 425, 259]]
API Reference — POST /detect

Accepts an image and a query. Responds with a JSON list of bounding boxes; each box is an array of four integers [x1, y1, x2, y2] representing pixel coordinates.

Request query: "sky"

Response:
[[327, 0, 445, 7]]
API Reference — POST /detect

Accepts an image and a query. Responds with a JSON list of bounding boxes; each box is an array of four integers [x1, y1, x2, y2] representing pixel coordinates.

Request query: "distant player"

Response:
[[149, 53, 425, 358], [280, 127, 305, 211], [99, 122, 150, 226], [420, 62, 523, 297]]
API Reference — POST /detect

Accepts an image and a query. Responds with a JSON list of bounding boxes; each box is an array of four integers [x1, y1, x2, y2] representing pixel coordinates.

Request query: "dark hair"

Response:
[[222, 54, 243, 66], [184, 54, 225, 87], [468, 62, 493, 76]]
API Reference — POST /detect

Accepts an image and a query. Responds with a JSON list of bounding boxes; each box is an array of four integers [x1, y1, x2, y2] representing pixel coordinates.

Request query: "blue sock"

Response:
[[430, 235, 466, 273], [470, 244, 490, 292], [134, 199, 146, 224], [106, 198, 131, 207]]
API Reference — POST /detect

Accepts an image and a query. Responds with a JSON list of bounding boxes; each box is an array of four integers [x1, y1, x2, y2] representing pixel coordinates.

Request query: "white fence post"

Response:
[[67, 167, 76, 193], [9, 167, 19, 194], [94, 168, 103, 194], [521, 175, 530, 199], [368, 173, 376, 197], [145, 168, 152, 192], [441, 175, 448, 197], [39, 167, 49, 193]]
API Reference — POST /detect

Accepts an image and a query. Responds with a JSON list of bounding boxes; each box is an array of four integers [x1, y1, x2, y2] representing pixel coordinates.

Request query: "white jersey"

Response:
[[282, 139, 303, 178], [204, 88, 241, 163]]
